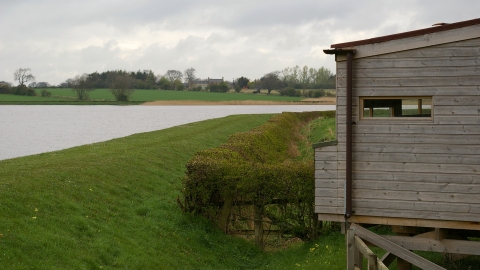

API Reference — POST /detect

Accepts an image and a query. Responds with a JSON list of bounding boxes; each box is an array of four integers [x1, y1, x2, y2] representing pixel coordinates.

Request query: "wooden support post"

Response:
[[253, 204, 264, 248], [219, 195, 233, 233], [435, 228, 447, 241], [341, 222, 347, 234], [347, 229, 357, 270]]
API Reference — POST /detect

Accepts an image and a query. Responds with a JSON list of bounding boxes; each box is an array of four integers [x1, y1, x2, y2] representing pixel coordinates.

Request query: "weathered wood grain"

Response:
[[314, 170, 338, 179], [353, 180, 480, 193], [315, 197, 339, 207], [352, 199, 480, 213], [338, 66, 480, 78], [349, 171, 480, 184], [435, 96, 480, 105], [337, 133, 480, 144], [434, 105, 480, 115], [337, 86, 480, 97], [339, 143, 480, 155], [335, 27, 480, 60], [313, 153, 338, 161], [337, 57, 480, 69], [354, 208, 480, 223], [315, 179, 339, 188], [315, 188, 338, 197], [383, 235, 480, 255], [434, 38, 480, 47], [352, 189, 480, 204], [339, 77, 480, 88], [339, 160, 479, 174], [351, 152, 480, 165], [314, 206, 342, 214], [338, 124, 480, 135], [434, 116, 480, 124]]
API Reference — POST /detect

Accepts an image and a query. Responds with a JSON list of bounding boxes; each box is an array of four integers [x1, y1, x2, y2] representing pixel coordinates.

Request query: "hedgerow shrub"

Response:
[[180, 111, 335, 246], [279, 87, 301, 97], [207, 82, 229, 92], [306, 89, 326, 98], [41, 89, 52, 97], [13, 85, 36, 96]]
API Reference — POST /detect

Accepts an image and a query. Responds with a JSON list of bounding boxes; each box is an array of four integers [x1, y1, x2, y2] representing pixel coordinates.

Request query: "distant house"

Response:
[[192, 77, 224, 89], [314, 18, 480, 269]]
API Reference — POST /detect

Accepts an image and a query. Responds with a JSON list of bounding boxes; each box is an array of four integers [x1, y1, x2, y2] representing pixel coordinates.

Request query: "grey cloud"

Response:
[[1, 0, 480, 85]]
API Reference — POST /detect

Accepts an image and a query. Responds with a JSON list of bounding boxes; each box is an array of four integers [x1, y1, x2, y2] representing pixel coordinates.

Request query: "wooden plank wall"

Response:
[[316, 37, 480, 222], [314, 145, 341, 214]]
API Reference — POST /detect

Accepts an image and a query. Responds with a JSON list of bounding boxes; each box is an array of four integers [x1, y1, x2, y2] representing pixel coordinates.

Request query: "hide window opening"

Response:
[[360, 97, 432, 118]]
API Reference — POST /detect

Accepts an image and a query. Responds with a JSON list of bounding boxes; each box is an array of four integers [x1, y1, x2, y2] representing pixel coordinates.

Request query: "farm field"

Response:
[[0, 88, 335, 105], [0, 113, 347, 269]]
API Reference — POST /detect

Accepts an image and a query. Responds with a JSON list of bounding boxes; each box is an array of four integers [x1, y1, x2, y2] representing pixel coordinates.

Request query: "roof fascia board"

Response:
[[335, 24, 480, 62]]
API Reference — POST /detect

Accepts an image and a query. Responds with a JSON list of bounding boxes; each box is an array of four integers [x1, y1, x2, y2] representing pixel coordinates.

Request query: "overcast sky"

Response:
[[1, 0, 479, 86]]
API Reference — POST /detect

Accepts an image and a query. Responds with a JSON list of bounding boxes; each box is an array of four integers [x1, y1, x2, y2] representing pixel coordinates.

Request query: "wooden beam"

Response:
[[350, 223, 446, 270], [349, 215, 480, 231], [383, 235, 480, 255]]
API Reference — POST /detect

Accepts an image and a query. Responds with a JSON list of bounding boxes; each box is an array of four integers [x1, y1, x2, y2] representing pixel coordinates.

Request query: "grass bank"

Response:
[[0, 113, 345, 269], [0, 89, 335, 105]]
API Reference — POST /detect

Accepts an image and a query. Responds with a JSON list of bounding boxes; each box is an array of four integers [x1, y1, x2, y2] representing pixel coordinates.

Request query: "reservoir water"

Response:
[[0, 105, 335, 161]]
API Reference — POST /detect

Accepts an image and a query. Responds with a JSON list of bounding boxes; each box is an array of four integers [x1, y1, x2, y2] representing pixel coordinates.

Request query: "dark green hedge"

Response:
[[180, 111, 335, 243]]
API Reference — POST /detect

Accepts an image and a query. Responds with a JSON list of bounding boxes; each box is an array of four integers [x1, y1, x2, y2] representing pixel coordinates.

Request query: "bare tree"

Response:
[[260, 71, 283, 94], [13, 68, 35, 86], [165, 70, 183, 82], [110, 73, 135, 101], [71, 74, 94, 100], [184, 67, 196, 89]]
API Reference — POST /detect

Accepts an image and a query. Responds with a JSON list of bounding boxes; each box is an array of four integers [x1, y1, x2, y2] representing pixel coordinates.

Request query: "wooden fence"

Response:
[[347, 223, 447, 270]]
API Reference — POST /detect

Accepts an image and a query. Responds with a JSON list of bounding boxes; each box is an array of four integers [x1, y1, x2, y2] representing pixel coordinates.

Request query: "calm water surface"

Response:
[[0, 105, 335, 161]]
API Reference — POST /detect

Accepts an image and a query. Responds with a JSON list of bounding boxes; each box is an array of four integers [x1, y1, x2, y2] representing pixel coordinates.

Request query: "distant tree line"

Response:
[[235, 65, 335, 97], [60, 70, 157, 90], [1, 65, 336, 100], [0, 68, 37, 96]]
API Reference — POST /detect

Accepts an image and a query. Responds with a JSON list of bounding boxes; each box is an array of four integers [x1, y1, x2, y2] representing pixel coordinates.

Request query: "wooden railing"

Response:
[[347, 223, 446, 270]]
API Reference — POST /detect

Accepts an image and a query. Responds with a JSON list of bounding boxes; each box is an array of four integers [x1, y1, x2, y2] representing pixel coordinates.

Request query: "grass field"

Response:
[[0, 88, 338, 105], [0, 113, 347, 269], [0, 88, 301, 102]]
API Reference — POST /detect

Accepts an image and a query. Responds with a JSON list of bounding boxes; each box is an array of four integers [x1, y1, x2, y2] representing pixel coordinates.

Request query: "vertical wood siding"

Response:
[[315, 37, 480, 222]]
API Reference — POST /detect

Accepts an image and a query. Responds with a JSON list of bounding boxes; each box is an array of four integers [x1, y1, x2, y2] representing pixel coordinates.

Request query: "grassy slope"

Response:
[[0, 115, 273, 269], [0, 113, 346, 270], [0, 89, 303, 103]]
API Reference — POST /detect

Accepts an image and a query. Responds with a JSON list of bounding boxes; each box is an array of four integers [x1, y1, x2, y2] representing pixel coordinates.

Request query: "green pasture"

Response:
[[0, 88, 304, 104]]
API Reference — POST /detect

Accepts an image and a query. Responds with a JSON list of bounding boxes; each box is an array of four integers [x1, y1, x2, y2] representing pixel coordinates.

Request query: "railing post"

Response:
[[368, 254, 378, 270], [347, 229, 358, 270]]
